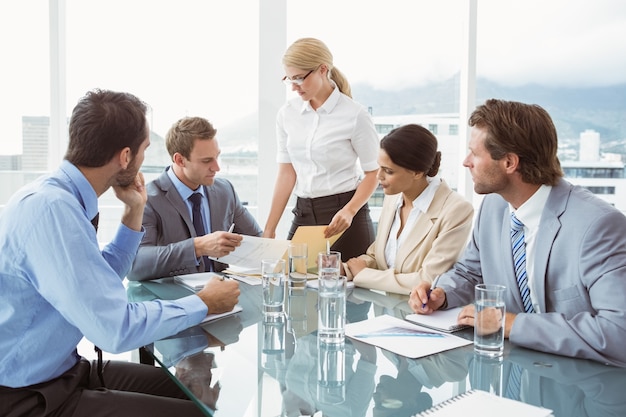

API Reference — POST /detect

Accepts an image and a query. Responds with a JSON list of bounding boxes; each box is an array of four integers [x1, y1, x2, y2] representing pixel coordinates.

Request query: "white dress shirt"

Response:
[[384, 178, 440, 268], [276, 85, 379, 198], [510, 184, 552, 313]]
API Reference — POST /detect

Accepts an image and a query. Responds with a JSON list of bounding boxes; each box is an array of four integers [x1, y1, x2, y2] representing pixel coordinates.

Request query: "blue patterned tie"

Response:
[[189, 192, 213, 272], [510, 212, 533, 313]]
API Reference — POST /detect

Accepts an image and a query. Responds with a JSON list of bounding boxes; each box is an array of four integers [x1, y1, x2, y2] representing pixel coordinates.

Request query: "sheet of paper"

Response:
[[201, 304, 243, 324], [209, 235, 289, 273], [405, 307, 470, 333], [174, 272, 223, 291], [345, 314, 472, 359], [291, 225, 344, 269]]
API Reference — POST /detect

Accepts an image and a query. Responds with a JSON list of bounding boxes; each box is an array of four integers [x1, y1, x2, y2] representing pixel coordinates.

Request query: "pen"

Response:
[[422, 274, 441, 309], [227, 223, 235, 233]]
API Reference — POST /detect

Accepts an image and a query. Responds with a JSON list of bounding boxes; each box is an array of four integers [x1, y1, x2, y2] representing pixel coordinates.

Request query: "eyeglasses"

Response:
[[282, 69, 314, 86]]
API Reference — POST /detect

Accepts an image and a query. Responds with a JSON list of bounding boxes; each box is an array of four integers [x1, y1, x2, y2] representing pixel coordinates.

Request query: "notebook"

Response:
[[414, 389, 553, 416], [201, 304, 243, 324], [174, 272, 223, 291], [405, 307, 470, 333]]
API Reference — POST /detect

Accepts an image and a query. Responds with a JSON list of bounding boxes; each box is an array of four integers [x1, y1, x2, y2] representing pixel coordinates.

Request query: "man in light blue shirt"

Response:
[[0, 89, 239, 417]]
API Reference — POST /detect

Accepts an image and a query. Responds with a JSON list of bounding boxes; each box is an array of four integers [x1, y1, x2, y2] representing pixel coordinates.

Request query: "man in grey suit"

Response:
[[128, 117, 262, 281], [410, 99, 626, 367]]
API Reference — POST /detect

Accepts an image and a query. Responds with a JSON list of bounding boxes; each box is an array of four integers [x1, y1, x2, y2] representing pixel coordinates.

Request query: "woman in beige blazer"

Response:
[[343, 124, 474, 294]]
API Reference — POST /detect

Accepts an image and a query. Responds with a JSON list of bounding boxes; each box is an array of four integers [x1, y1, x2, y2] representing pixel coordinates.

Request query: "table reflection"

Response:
[[129, 279, 626, 417]]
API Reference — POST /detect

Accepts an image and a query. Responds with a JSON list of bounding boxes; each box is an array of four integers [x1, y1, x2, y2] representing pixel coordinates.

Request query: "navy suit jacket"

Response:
[[128, 168, 262, 281]]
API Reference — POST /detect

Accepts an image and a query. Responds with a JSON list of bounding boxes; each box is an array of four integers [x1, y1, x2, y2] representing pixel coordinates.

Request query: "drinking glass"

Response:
[[474, 284, 506, 357], [262, 259, 286, 316], [288, 242, 309, 288]]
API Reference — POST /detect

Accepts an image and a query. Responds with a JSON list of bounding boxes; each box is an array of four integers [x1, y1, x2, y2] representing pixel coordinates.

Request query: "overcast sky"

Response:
[[1, 0, 625, 155]]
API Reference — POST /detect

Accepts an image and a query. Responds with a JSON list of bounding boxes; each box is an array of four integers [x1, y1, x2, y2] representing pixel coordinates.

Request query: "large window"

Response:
[[2, 1, 626, 241]]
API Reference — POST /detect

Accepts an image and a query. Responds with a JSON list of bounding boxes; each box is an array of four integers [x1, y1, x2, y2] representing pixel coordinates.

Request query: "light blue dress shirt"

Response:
[[0, 160, 208, 388]]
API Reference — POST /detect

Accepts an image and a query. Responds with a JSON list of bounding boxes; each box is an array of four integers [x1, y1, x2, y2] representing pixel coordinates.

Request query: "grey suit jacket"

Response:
[[438, 179, 626, 367], [127, 168, 262, 281]]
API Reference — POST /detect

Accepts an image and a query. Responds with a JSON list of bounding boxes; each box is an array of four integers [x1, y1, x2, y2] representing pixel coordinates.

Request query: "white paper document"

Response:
[[201, 304, 243, 324], [174, 272, 223, 291], [345, 314, 472, 359], [210, 235, 289, 273], [405, 307, 470, 333]]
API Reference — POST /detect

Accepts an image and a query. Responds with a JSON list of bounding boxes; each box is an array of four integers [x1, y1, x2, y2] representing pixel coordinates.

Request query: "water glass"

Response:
[[317, 339, 346, 404], [317, 275, 347, 343], [286, 286, 308, 337], [261, 313, 286, 370], [474, 284, 506, 357], [318, 251, 341, 280], [469, 353, 503, 395], [288, 242, 309, 288], [262, 259, 286, 316]]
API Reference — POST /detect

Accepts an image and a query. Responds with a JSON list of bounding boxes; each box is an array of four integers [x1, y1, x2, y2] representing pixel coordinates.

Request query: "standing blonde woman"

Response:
[[263, 38, 379, 261]]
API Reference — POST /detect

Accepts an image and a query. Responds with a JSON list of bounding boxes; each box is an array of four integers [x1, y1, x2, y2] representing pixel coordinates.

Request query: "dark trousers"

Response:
[[288, 190, 376, 261], [0, 359, 206, 417]]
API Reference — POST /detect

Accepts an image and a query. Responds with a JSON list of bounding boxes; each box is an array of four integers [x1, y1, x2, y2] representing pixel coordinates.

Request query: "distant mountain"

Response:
[[202, 76, 626, 154], [353, 76, 626, 142]]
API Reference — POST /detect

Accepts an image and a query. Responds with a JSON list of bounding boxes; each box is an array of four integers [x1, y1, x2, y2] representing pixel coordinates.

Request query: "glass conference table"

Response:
[[127, 278, 626, 417]]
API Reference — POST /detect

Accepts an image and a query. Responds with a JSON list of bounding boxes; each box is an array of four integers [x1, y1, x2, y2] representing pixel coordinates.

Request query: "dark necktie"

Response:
[[189, 192, 213, 272], [90, 213, 106, 387], [91, 212, 99, 231]]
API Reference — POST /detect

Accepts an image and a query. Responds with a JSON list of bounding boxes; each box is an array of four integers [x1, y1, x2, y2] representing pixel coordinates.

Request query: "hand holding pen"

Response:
[[409, 275, 445, 315], [195, 223, 241, 259]]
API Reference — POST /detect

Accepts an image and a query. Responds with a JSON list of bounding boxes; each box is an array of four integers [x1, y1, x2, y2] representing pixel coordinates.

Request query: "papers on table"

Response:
[[210, 235, 290, 274], [201, 304, 243, 324], [174, 272, 223, 291], [291, 225, 344, 270], [405, 307, 470, 333], [345, 314, 472, 359], [209, 225, 343, 274]]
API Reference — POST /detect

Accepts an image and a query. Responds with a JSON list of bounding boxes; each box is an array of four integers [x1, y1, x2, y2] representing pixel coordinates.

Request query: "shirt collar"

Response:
[[59, 160, 99, 221], [394, 177, 440, 214], [166, 165, 205, 201], [510, 184, 552, 230], [300, 82, 341, 114]]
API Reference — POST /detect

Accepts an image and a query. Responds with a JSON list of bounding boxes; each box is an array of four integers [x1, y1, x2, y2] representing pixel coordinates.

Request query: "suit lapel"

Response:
[[373, 195, 398, 269], [532, 181, 568, 312], [157, 170, 195, 235]]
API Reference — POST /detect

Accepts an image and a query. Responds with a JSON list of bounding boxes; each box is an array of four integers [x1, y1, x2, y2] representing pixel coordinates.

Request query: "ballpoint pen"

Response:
[[227, 223, 235, 233], [422, 274, 441, 309]]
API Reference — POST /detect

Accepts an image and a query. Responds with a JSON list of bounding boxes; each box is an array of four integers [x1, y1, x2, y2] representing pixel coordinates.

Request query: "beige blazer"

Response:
[[346, 180, 473, 294]]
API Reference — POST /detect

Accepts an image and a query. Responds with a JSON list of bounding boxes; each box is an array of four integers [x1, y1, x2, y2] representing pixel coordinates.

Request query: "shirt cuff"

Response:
[[176, 294, 209, 326], [111, 223, 145, 252]]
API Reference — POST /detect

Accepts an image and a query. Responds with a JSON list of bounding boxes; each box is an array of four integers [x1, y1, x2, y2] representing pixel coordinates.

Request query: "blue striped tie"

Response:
[[510, 212, 533, 313]]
